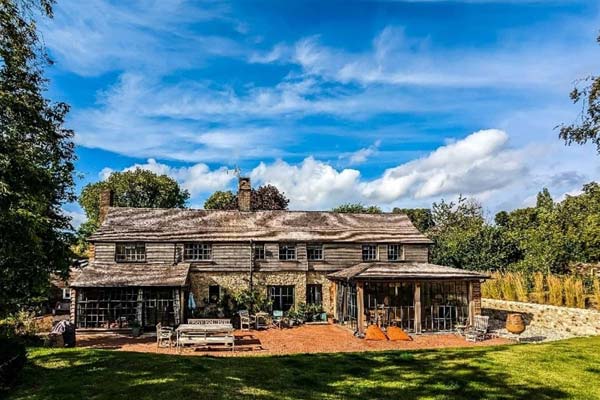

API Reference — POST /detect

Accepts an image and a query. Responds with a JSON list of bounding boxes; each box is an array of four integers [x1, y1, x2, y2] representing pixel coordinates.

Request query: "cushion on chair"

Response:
[[386, 326, 412, 341], [365, 325, 388, 341]]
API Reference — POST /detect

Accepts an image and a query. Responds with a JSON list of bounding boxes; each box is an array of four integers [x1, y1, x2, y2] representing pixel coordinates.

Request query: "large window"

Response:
[[184, 243, 212, 261], [362, 244, 377, 261], [254, 244, 265, 260], [269, 285, 295, 311], [387, 244, 403, 261], [307, 244, 323, 261], [115, 243, 146, 262], [279, 243, 296, 260], [306, 284, 323, 305]]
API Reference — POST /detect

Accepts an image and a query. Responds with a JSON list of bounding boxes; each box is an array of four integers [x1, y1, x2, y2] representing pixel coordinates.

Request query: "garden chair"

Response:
[[238, 310, 256, 331], [156, 323, 174, 349], [272, 310, 284, 329], [465, 315, 489, 342]]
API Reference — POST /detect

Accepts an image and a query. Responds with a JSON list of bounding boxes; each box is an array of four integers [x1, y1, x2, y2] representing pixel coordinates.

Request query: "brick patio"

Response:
[[76, 324, 512, 357]]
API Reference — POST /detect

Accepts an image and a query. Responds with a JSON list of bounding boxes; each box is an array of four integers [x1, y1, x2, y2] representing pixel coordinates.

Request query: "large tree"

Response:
[[78, 169, 189, 240], [0, 0, 76, 314], [204, 184, 289, 211], [559, 32, 600, 152], [392, 207, 434, 233]]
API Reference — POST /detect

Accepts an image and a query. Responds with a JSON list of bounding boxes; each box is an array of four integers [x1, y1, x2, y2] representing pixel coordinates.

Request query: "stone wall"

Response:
[[482, 298, 600, 341]]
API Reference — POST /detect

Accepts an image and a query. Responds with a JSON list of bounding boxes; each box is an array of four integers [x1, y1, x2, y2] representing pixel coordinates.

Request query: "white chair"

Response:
[[238, 310, 255, 331], [156, 323, 174, 349], [465, 316, 489, 342]]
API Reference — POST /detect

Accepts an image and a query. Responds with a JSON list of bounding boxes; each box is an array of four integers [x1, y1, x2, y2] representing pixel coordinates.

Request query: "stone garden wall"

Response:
[[482, 298, 600, 341]]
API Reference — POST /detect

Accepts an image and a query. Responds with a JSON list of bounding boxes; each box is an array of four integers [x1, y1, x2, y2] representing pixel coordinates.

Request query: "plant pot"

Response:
[[319, 312, 327, 321], [506, 313, 525, 334], [131, 327, 142, 337]]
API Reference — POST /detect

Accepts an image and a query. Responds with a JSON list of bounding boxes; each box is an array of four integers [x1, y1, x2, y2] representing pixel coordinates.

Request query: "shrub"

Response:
[[482, 273, 502, 299], [232, 289, 272, 314], [532, 272, 546, 304], [0, 338, 27, 390], [547, 275, 564, 306], [0, 310, 39, 339]]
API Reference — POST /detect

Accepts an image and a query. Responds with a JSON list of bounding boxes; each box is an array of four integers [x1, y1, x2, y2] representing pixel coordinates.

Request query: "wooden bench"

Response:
[[176, 320, 235, 352]]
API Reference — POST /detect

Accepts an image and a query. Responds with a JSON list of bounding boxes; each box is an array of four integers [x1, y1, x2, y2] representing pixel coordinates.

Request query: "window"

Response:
[[115, 243, 146, 262], [62, 289, 71, 300], [306, 284, 323, 305], [254, 244, 265, 260], [307, 244, 323, 261], [269, 285, 295, 311], [184, 243, 212, 261], [362, 244, 377, 261], [387, 244, 403, 261], [208, 285, 221, 304], [279, 243, 296, 260]]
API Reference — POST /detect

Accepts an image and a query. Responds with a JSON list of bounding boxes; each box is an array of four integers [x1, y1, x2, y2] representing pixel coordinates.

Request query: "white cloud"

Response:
[[340, 140, 381, 165], [63, 209, 87, 229], [100, 158, 236, 197]]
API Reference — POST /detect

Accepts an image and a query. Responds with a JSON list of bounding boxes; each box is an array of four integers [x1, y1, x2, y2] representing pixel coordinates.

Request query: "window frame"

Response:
[[183, 242, 212, 261], [268, 285, 295, 311], [254, 243, 266, 260], [387, 244, 404, 262], [115, 242, 146, 262], [361, 244, 378, 261], [306, 284, 323, 305], [278, 243, 297, 261], [62, 288, 71, 300], [307, 244, 324, 261]]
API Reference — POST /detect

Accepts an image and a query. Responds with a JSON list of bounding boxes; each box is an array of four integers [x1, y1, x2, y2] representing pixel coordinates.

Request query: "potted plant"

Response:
[[130, 319, 142, 337]]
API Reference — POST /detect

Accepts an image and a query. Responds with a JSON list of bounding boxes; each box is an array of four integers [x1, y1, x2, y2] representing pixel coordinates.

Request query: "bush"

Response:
[[547, 275, 564, 306], [532, 272, 546, 304], [0, 338, 27, 390], [232, 289, 272, 314], [0, 310, 39, 339]]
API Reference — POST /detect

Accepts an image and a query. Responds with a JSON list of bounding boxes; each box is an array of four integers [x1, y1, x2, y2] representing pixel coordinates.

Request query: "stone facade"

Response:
[[482, 298, 600, 341]]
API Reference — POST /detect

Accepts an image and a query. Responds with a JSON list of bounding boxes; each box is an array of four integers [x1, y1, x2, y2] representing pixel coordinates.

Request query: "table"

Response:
[[176, 323, 235, 352]]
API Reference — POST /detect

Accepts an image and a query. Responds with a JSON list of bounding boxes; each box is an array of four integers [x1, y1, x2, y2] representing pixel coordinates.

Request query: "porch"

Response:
[[329, 262, 488, 335]]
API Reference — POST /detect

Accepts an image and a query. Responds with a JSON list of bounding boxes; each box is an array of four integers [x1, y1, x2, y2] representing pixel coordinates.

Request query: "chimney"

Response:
[[98, 188, 114, 223], [237, 177, 251, 212]]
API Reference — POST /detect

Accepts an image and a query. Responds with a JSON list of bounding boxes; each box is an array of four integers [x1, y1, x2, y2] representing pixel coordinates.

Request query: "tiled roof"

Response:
[[70, 262, 190, 287], [88, 208, 433, 244], [328, 262, 489, 280]]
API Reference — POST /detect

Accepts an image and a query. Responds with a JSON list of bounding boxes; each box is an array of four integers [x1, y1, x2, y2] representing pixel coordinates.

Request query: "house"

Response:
[[70, 177, 488, 334]]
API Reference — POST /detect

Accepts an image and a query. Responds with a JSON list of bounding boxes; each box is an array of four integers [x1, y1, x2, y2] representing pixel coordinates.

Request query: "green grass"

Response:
[[6, 337, 600, 400]]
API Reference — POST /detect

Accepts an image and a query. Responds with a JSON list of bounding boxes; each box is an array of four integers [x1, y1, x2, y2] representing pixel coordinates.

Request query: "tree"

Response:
[[331, 203, 382, 213], [204, 190, 237, 210], [559, 33, 600, 152], [392, 208, 434, 233], [0, 0, 76, 314], [204, 185, 289, 211], [78, 169, 189, 236]]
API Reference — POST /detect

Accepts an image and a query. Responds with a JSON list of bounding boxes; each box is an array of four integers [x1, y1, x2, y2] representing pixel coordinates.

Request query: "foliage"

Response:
[[0, 0, 76, 315], [78, 168, 189, 242], [204, 185, 289, 211], [232, 288, 272, 314], [547, 275, 564, 306], [0, 337, 26, 391], [9, 337, 600, 399], [532, 272, 546, 304], [563, 276, 585, 308], [203, 190, 237, 210], [0, 310, 39, 338], [392, 208, 434, 233], [331, 203, 382, 213], [559, 33, 600, 153]]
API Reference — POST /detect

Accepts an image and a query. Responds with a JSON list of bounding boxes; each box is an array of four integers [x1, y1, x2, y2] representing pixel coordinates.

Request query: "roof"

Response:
[[70, 262, 190, 288], [328, 262, 489, 280], [88, 208, 433, 244]]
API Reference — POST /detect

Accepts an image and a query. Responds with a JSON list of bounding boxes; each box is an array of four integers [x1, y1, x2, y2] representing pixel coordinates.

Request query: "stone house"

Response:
[[70, 177, 487, 334]]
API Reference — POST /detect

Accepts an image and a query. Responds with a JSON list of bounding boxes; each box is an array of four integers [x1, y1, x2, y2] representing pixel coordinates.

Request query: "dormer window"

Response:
[[116, 243, 146, 262], [184, 243, 212, 261], [279, 243, 296, 261]]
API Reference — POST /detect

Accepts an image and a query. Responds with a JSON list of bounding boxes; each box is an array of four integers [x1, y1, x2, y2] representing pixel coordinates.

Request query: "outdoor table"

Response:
[[175, 323, 235, 352]]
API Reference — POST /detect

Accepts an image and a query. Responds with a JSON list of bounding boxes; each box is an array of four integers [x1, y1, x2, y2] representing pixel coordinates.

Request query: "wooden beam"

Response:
[[356, 281, 365, 335], [468, 281, 474, 326], [414, 282, 421, 334]]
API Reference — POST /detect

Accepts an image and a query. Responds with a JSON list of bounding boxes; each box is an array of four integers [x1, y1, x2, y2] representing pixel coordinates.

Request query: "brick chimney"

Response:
[[237, 177, 251, 211], [98, 188, 114, 223]]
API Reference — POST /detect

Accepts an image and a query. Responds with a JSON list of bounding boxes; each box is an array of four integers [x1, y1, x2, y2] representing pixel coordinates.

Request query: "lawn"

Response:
[[6, 337, 600, 400]]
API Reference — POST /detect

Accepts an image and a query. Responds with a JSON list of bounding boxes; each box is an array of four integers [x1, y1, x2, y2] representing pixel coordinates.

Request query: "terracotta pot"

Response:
[[506, 313, 525, 334]]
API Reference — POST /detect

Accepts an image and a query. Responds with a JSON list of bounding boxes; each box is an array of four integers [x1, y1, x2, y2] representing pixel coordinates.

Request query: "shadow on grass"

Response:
[[7, 345, 571, 400]]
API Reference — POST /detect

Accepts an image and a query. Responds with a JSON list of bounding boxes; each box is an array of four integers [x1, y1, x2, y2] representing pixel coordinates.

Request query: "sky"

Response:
[[39, 0, 600, 227]]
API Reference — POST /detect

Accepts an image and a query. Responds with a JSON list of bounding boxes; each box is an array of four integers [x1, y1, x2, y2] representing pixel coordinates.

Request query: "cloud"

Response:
[[101, 158, 236, 197], [63, 208, 87, 229], [339, 140, 381, 165]]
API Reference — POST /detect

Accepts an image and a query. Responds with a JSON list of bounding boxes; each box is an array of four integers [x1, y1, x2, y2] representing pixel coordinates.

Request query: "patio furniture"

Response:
[[176, 319, 235, 352], [272, 310, 284, 329], [254, 311, 269, 330], [238, 310, 256, 331], [156, 323, 174, 349], [465, 315, 489, 342]]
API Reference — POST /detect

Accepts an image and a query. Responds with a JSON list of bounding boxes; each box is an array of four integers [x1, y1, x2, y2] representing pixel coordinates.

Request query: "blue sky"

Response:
[[40, 0, 600, 226]]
